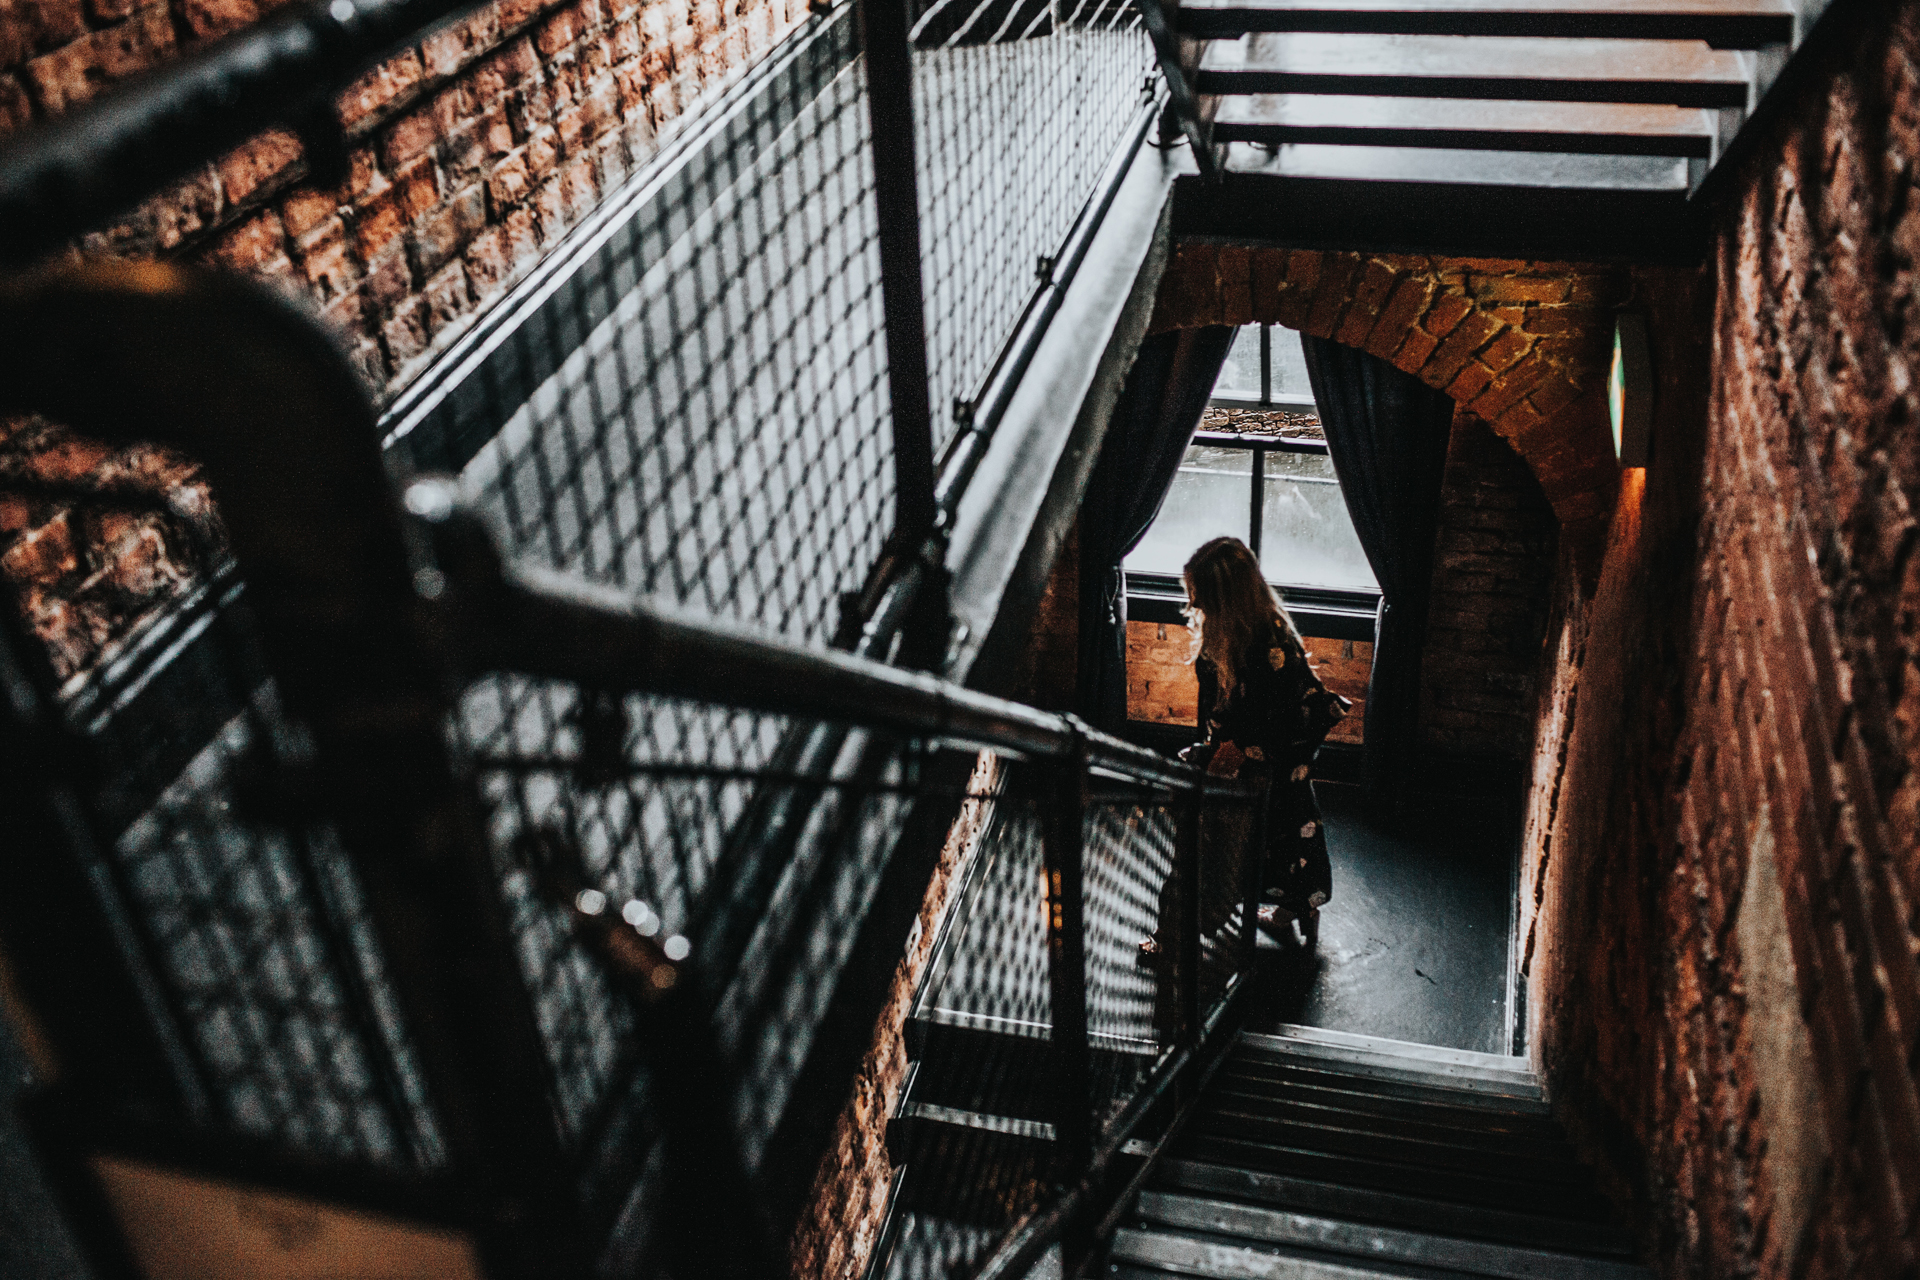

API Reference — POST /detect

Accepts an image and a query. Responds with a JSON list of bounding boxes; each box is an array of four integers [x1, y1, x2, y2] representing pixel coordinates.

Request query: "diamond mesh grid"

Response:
[[913, 1, 1154, 453], [108, 692, 441, 1168]]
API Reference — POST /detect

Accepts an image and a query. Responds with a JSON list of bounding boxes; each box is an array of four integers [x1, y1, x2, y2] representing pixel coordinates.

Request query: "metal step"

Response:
[[1197, 1092, 1578, 1162], [1195, 33, 1756, 108], [1212, 96, 1717, 157], [1237, 1028, 1542, 1099], [1185, 1109, 1594, 1190], [1172, 1134, 1615, 1221], [1110, 1225, 1461, 1278], [1155, 1159, 1637, 1257], [1210, 1067, 1560, 1126], [1176, 0, 1794, 48], [1224, 142, 1690, 191], [1132, 1193, 1651, 1280]]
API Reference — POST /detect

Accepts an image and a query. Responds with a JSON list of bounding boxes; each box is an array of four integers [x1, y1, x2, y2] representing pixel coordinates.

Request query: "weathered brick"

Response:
[[295, 216, 360, 301], [216, 128, 302, 207], [0, 72, 30, 133], [358, 241, 413, 313], [207, 208, 290, 273], [421, 4, 501, 77], [380, 104, 441, 168], [443, 103, 515, 182], [180, 0, 262, 41], [352, 153, 437, 260], [421, 259, 472, 333], [380, 293, 430, 363], [486, 149, 533, 214], [22, 2, 174, 114], [336, 48, 423, 127], [408, 181, 488, 277]]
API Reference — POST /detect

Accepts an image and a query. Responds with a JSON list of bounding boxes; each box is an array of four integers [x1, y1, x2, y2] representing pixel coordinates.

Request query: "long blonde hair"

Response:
[[1183, 536, 1296, 692]]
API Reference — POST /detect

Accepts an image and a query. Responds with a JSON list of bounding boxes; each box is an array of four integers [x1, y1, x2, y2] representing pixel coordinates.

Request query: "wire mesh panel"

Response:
[[440, 10, 892, 647], [105, 686, 443, 1169], [456, 677, 929, 1215], [911, 0, 1154, 451], [1080, 796, 1176, 1131]]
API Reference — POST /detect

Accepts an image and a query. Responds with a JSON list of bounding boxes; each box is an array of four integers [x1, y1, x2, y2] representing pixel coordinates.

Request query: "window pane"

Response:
[[1212, 325, 1262, 402], [1270, 326, 1313, 403], [1260, 450, 1379, 592], [1124, 445, 1253, 576]]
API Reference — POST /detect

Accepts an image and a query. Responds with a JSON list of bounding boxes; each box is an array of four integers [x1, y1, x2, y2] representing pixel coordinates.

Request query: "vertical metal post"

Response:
[[1248, 445, 1265, 561], [1039, 753, 1093, 1181], [859, 0, 938, 555], [1174, 778, 1204, 1047], [1238, 779, 1270, 974]]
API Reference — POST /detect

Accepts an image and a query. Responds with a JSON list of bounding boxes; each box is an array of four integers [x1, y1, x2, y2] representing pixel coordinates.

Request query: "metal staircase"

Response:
[[1143, 0, 1821, 258], [1109, 1024, 1650, 1279]]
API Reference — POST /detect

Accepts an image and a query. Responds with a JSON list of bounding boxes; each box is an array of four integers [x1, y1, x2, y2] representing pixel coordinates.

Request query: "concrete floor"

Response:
[[1248, 778, 1520, 1056]]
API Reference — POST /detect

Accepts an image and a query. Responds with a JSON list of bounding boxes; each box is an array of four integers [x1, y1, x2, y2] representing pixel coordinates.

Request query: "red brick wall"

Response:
[[1419, 414, 1558, 760], [787, 753, 999, 1280], [1125, 620, 1369, 747], [1525, 4, 1920, 1273], [1150, 248, 1628, 573], [0, 0, 803, 680]]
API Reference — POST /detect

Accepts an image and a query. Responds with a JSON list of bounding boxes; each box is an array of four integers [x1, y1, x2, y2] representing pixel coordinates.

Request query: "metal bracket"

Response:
[[1135, 0, 1222, 183]]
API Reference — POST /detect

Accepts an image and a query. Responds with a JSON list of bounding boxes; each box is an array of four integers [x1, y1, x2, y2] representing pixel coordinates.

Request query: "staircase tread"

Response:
[[1195, 1096, 1582, 1162], [1235, 1030, 1547, 1098], [1212, 95, 1716, 157], [1210, 1076, 1563, 1126], [1181, 1117, 1597, 1190], [1111, 1224, 1478, 1279], [1250, 1025, 1532, 1073], [1200, 31, 1753, 88], [1131, 1192, 1652, 1280], [1156, 1159, 1638, 1256], [1176, 0, 1794, 48], [1174, 1135, 1616, 1221]]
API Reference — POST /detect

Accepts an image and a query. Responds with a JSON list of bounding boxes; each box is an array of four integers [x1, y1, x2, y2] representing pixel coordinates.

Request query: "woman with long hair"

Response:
[[1179, 535, 1345, 943]]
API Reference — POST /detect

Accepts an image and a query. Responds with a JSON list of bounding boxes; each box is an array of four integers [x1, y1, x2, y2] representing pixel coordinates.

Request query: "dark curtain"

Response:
[[1300, 336, 1455, 796], [1076, 326, 1236, 733]]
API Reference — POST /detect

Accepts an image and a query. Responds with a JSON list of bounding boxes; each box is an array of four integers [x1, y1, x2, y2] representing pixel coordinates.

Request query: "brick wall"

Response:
[[1125, 620, 1369, 747], [1419, 414, 1558, 760], [1150, 248, 1628, 574], [0, 0, 803, 681], [786, 753, 998, 1280], [1524, 3, 1920, 1274]]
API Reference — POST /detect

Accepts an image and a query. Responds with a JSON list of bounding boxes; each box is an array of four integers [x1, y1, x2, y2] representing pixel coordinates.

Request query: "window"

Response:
[[1125, 326, 1378, 599]]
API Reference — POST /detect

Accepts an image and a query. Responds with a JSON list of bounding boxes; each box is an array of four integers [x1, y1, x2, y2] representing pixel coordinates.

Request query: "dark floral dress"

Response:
[[1194, 617, 1344, 914]]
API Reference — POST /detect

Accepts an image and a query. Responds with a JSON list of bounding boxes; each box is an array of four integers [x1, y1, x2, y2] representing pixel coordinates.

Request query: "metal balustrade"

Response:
[[0, 0, 1236, 1272]]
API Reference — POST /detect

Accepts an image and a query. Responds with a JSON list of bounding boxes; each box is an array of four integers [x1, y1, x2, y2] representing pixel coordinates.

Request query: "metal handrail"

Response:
[[0, 0, 489, 265], [409, 478, 1249, 801]]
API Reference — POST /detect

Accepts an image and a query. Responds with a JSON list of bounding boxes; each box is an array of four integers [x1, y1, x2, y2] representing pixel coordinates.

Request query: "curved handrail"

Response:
[[0, 0, 486, 266]]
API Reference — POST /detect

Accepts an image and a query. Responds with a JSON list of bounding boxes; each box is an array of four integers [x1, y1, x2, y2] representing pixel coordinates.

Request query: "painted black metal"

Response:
[[1175, 3, 1794, 47], [1040, 755, 1095, 1182], [0, 0, 488, 267], [379, 3, 863, 473], [0, 606, 199, 1116], [1174, 781, 1204, 1046], [1690, 0, 1867, 208], [1194, 65, 1750, 108], [1135, 0, 1222, 182], [0, 264, 572, 1272], [967, 971, 1257, 1280], [860, 0, 940, 554], [932, 95, 1161, 524], [1171, 170, 1708, 263]]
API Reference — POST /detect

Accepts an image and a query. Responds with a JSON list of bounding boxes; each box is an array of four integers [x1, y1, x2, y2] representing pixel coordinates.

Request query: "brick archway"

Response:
[[1148, 245, 1626, 580]]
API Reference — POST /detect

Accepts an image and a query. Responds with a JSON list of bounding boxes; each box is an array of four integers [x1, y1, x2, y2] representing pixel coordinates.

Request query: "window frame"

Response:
[[1123, 397, 1382, 642]]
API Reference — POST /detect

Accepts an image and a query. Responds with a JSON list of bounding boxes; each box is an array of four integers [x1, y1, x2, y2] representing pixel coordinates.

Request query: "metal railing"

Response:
[[0, 0, 1176, 1271], [0, 259, 1264, 1280]]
